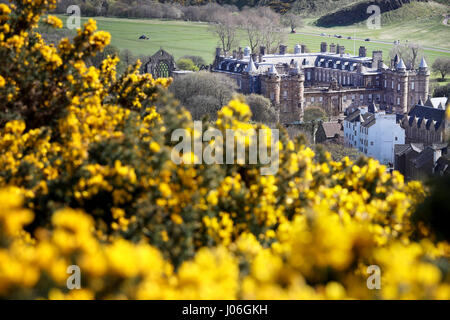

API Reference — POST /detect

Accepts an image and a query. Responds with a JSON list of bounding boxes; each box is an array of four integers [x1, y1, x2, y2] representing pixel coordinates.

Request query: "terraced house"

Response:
[[211, 43, 430, 124]]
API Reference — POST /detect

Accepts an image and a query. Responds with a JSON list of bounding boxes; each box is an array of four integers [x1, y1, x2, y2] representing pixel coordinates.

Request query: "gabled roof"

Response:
[[412, 147, 435, 168], [394, 144, 412, 156], [320, 122, 343, 138], [368, 102, 378, 113], [430, 97, 448, 109], [344, 109, 361, 122], [406, 104, 446, 129], [395, 143, 424, 156]]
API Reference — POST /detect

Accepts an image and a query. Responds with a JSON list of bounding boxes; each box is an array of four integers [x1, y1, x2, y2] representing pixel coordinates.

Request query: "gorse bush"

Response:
[[0, 1, 449, 299]]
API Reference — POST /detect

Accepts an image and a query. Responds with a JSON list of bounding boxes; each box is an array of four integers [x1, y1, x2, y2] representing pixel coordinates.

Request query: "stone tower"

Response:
[[261, 65, 281, 117], [396, 59, 409, 114], [279, 62, 305, 123], [417, 57, 430, 104]]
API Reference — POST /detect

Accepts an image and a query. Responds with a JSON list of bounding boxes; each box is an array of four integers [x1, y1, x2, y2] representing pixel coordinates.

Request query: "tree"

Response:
[[169, 71, 237, 120], [240, 8, 265, 54], [303, 107, 327, 123], [390, 42, 423, 70], [209, 11, 239, 55], [432, 57, 450, 81], [245, 94, 277, 124], [181, 55, 206, 68], [257, 7, 286, 54], [176, 58, 198, 71], [120, 49, 137, 67], [282, 12, 303, 33], [433, 83, 450, 98]]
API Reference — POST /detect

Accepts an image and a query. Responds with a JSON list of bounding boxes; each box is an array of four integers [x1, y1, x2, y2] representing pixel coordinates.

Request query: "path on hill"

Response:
[[293, 32, 450, 54]]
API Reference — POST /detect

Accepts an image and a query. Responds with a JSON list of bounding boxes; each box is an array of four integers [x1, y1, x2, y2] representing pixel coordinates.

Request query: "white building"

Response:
[[343, 103, 405, 165]]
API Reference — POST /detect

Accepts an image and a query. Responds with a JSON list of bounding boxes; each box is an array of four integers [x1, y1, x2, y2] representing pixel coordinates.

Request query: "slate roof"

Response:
[[435, 156, 450, 175], [406, 104, 446, 129], [419, 57, 428, 69], [394, 143, 424, 156], [321, 122, 343, 138], [394, 144, 412, 156], [412, 147, 435, 168], [344, 109, 372, 123], [361, 113, 376, 128], [396, 58, 406, 70]]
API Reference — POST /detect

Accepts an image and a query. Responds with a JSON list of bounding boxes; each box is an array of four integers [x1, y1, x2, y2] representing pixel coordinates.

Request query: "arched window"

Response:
[[155, 61, 170, 78]]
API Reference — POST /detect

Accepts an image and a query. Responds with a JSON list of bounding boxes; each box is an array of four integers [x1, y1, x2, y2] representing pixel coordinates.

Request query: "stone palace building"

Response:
[[211, 43, 430, 124]]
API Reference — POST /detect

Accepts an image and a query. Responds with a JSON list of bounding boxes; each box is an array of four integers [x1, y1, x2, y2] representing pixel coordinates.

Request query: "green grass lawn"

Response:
[[55, 14, 449, 62], [54, 13, 449, 85], [55, 15, 221, 64]]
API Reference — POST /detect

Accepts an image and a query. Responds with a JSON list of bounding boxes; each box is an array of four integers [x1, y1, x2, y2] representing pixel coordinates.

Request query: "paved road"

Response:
[[293, 31, 450, 54]]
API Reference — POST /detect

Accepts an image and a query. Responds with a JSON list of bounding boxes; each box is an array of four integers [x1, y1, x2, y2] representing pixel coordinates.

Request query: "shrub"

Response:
[[245, 93, 278, 124], [0, 1, 449, 300], [176, 58, 198, 71], [303, 107, 328, 122]]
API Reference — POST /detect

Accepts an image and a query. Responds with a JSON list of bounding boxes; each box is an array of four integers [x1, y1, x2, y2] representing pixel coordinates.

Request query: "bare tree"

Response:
[[240, 8, 264, 53], [209, 12, 239, 55], [390, 42, 423, 70], [254, 7, 286, 54], [282, 12, 303, 33]]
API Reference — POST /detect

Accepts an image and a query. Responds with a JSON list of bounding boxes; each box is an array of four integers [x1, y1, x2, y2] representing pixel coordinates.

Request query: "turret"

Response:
[[417, 57, 430, 104]]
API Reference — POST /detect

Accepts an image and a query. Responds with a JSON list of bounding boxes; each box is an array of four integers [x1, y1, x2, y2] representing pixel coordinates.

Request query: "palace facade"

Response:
[[211, 43, 430, 124]]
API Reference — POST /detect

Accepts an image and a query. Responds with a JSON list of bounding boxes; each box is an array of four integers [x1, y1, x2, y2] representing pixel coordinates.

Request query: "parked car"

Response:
[[320, 33, 326, 36], [347, 36, 352, 39], [365, 38, 370, 41]]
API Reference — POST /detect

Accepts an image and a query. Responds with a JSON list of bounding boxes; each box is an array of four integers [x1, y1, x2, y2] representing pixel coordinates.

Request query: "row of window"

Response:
[[384, 79, 415, 91]]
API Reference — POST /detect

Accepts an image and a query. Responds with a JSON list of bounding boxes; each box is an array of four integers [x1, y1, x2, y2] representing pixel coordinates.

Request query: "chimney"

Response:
[[336, 44, 341, 54], [215, 47, 221, 57], [301, 44, 306, 53], [330, 43, 336, 53], [279, 45, 287, 55], [260, 46, 266, 56], [320, 42, 327, 53], [339, 45, 345, 56], [232, 50, 237, 59], [238, 47, 243, 60], [359, 46, 366, 57], [372, 50, 383, 68]]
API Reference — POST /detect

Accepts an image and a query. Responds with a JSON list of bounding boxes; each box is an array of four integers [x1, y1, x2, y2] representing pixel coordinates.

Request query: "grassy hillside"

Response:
[[54, 14, 449, 59], [301, 1, 450, 50]]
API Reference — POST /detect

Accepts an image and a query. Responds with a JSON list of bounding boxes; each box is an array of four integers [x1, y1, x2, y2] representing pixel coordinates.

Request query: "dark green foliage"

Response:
[[411, 175, 450, 242]]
